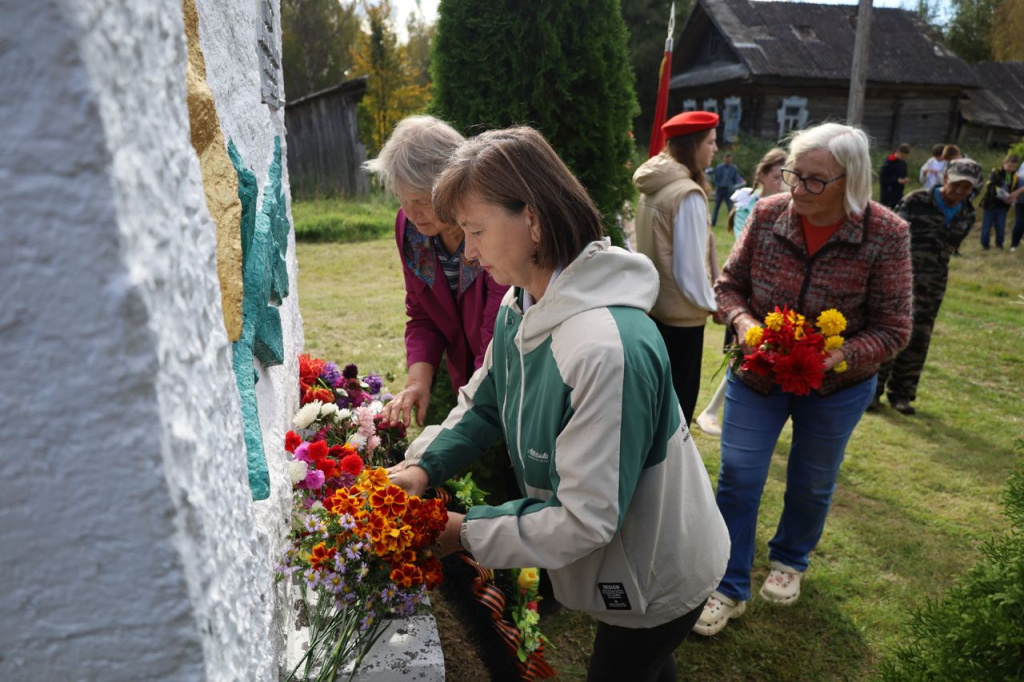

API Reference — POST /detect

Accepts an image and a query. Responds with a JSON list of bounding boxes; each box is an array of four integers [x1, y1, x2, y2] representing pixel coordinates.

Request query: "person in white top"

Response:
[[919, 144, 947, 192], [633, 111, 721, 424]]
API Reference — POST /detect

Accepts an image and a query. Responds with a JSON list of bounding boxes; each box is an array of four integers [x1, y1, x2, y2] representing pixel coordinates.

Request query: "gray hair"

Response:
[[786, 122, 872, 216], [363, 115, 465, 195]]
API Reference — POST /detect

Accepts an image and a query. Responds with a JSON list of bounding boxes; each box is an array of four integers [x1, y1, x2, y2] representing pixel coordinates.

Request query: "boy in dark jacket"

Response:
[[879, 143, 911, 208]]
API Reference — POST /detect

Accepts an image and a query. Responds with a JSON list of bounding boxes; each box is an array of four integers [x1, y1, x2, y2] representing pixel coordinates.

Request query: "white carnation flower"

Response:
[[319, 402, 339, 418], [292, 401, 322, 429], [368, 400, 384, 415], [347, 433, 368, 452], [288, 460, 308, 485]]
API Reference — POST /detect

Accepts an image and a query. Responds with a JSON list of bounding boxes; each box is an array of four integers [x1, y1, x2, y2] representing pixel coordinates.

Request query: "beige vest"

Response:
[[634, 163, 718, 327]]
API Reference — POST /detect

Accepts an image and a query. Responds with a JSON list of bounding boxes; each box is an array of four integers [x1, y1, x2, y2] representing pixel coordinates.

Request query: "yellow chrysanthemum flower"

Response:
[[764, 311, 784, 331], [817, 309, 847, 337], [745, 326, 764, 347], [825, 335, 845, 351], [833, 360, 848, 373]]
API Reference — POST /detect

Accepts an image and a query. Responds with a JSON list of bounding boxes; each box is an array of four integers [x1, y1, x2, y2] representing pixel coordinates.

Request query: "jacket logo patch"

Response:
[[598, 583, 632, 610], [527, 447, 550, 463]]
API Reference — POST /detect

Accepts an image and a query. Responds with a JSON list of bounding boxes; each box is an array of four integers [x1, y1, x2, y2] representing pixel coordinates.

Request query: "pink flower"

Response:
[[367, 435, 381, 452], [356, 406, 375, 438], [301, 468, 325, 490], [294, 441, 311, 463]]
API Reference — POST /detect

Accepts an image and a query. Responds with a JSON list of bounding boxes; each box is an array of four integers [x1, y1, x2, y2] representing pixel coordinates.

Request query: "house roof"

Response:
[[671, 0, 978, 90], [959, 62, 1024, 132], [286, 76, 368, 109]]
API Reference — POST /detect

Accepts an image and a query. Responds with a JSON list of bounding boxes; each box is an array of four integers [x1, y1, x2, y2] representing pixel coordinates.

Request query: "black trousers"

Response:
[[655, 321, 705, 425], [586, 599, 706, 682]]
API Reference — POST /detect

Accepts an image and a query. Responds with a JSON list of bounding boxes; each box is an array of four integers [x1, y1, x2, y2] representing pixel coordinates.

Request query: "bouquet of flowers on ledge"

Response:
[[728, 306, 848, 396], [278, 355, 446, 682]]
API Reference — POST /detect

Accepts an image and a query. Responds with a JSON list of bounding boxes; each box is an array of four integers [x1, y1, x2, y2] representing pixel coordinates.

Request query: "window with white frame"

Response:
[[682, 99, 697, 112], [776, 96, 808, 139], [723, 97, 742, 142], [703, 98, 718, 114]]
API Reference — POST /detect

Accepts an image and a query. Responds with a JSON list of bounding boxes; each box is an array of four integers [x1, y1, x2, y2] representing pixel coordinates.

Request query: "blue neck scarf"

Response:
[[933, 187, 962, 226]]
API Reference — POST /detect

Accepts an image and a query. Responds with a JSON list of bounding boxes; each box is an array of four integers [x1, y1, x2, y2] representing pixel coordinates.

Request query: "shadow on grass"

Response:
[[865, 405, 1016, 488]]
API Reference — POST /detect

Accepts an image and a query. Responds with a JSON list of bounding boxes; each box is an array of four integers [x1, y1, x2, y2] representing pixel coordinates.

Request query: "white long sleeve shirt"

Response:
[[671, 193, 717, 313]]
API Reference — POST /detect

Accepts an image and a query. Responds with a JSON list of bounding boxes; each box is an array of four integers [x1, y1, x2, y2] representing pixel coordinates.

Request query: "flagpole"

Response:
[[648, 2, 676, 157]]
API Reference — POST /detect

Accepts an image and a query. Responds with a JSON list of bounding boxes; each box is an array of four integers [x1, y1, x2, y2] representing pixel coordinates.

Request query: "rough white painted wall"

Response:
[[0, 0, 300, 679]]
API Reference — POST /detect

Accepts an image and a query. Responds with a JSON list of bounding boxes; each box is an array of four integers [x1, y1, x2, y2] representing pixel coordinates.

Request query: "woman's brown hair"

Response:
[[752, 148, 788, 194], [432, 127, 604, 270], [665, 130, 713, 193]]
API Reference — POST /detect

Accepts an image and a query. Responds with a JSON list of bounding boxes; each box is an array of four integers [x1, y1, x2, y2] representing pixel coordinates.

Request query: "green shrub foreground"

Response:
[[880, 444, 1024, 681]]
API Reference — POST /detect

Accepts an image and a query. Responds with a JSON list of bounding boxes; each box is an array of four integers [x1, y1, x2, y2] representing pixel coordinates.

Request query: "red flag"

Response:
[[648, 3, 676, 158]]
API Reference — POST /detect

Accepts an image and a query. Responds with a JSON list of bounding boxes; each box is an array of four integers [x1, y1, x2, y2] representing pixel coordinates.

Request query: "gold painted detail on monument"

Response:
[[183, 0, 244, 342]]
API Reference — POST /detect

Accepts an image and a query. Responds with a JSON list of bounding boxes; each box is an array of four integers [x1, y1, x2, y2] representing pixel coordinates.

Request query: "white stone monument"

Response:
[[0, 1, 441, 679]]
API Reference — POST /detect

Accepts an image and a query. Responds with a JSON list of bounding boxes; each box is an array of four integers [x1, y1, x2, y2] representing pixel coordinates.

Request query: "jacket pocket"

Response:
[[547, 533, 649, 616]]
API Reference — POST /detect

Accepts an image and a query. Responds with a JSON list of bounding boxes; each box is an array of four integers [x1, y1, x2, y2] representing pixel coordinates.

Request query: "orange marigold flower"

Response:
[[358, 467, 390, 491], [421, 557, 444, 590], [309, 542, 336, 571], [390, 563, 422, 588], [369, 484, 409, 517]]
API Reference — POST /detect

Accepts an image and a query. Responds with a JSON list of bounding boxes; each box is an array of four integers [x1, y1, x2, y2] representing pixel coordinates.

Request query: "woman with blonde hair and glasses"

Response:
[[388, 126, 729, 681], [695, 122, 913, 636]]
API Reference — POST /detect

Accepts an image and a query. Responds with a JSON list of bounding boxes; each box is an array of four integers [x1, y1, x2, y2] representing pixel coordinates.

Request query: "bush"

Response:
[[291, 193, 398, 243], [879, 445, 1024, 681], [431, 0, 638, 246]]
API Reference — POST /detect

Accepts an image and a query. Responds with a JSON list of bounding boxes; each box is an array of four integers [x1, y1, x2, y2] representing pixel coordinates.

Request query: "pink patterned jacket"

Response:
[[715, 193, 913, 396], [396, 209, 508, 392]]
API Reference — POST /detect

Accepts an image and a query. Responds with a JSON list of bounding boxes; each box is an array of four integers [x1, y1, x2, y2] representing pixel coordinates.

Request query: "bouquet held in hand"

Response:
[[731, 306, 848, 396]]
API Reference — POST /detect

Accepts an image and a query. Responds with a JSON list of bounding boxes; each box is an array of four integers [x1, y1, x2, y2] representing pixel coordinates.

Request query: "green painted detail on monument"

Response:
[[228, 136, 290, 501]]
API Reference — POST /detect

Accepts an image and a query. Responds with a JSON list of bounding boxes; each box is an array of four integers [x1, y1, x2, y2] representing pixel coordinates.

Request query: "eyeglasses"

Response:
[[781, 168, 845, 195]]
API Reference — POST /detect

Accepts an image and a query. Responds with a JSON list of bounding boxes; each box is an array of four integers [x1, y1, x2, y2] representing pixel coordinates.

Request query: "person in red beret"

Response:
[[632, 111, 721, 425]]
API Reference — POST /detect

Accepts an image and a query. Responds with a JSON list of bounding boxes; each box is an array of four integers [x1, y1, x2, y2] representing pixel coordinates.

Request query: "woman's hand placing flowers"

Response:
[[386, 460, 464, 557]]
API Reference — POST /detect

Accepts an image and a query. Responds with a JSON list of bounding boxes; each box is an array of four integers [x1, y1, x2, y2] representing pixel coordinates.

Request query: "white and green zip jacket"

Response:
[[405, 240, 729, 628]]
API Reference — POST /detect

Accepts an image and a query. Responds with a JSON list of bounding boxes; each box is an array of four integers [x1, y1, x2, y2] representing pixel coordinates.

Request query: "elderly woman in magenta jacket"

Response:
[[364, 116, 508, 427], [695, 123, 913, 637]]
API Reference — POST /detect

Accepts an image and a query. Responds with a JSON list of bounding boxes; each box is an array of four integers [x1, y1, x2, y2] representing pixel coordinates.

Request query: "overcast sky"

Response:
[[390, 0, 952, 39]]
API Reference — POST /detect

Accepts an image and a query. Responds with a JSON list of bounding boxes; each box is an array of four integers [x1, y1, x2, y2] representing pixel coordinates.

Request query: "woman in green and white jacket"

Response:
[[387, 126, 729, 682]]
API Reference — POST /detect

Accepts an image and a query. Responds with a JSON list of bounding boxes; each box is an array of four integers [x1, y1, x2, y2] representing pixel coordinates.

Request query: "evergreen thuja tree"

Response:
[[431, 0, 639, 245]]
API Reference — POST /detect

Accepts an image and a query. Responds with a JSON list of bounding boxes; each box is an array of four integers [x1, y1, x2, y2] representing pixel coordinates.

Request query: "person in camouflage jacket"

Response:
[[876, 159, 983, 414]]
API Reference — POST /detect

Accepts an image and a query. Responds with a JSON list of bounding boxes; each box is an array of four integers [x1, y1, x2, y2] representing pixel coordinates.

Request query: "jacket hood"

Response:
[[632, 152, 693, 196], [516, 240, 658, 348]]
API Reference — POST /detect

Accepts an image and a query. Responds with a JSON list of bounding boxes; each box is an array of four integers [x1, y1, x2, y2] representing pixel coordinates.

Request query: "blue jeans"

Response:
[[715, 373, 877, 602], [1012, 204, 1024, 248], [981, 206, 1009, 248], [711, 189, 732, 226]]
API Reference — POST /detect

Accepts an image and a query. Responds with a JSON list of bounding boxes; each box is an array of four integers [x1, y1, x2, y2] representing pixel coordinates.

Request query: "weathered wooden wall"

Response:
[[285, 78, 369, 198]]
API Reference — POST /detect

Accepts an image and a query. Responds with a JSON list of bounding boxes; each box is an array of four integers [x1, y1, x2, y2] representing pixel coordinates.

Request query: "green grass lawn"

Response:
[[294, 187, 1022, 680]]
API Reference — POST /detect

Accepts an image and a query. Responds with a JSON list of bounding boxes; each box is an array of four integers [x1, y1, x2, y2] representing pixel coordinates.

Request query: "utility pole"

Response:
[[846, 0, 873, 125]]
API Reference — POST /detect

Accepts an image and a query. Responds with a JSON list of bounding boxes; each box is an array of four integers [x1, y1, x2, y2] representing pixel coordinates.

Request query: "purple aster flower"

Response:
[[342, 363, 358, 380], [363, 374, 383, 395], [321, 362, 342, 387], [345, 545, 361, 561]]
